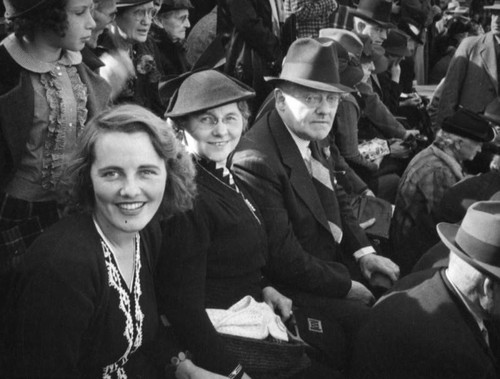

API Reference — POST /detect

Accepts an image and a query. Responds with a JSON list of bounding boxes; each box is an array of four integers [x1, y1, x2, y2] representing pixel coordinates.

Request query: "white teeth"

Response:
[[212, 142, 228, 146], [118, 203, 144, 210]]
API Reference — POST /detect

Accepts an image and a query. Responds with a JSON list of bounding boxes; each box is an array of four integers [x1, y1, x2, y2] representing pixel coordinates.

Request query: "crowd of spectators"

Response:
[[1, 0, 500, 378]]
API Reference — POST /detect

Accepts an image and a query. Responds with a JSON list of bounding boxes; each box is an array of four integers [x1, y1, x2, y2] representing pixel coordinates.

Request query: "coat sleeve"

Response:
[[357, 81, 408, 139], [156, 209, 242, 376], [227, 0, 281, 63], [232, 153, 352, 298], [435, 37, 471, 126], [11, 245, 99, 377]]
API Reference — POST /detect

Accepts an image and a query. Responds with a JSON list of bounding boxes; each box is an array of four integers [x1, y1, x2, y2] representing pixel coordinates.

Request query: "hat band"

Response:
[[280, 62, 338, 85], [455, 228, 500, 266]]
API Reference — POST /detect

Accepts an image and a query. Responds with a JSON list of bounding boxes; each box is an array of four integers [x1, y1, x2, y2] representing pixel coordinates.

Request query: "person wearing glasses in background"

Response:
[[100, 0, 166, 116], [151, 0, 192, 77]]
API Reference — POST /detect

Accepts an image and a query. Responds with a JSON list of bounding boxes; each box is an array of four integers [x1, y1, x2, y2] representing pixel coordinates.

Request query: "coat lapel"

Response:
[[479, 33, 499, 96], [267, 111, 331, 233]]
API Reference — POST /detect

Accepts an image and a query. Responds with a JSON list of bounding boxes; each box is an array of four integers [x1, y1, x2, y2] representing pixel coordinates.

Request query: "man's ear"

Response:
[[274, 88, 286, 111], [355, 20, 367, 34], [483, 277, 495, 299]]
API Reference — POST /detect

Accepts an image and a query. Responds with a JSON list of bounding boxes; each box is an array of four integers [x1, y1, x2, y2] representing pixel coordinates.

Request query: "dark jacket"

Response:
[[6, 214, 170, 378], [151, 25, 190, 77], [0, 45, 110, 191], [158, 162, 267, 375], [352, 269, 499, 379], [232, 110, 372, 299]]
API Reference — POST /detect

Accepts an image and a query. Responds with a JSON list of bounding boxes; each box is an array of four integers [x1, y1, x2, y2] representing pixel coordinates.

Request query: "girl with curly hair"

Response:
[[0, 0, 111, 265]]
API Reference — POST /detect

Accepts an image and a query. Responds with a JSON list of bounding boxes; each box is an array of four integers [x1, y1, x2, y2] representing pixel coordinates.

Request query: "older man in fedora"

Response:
[[232, 38, 400, 374], [352, 200, 500, 379]]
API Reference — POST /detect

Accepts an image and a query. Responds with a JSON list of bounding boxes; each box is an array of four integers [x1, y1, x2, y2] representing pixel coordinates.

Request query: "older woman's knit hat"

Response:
[[4, 0, 48, 19], [116, 0, 152, 8]]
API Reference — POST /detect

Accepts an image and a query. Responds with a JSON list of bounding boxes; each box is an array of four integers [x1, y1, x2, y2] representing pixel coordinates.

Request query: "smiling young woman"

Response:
[[4, 104, 204, 377]]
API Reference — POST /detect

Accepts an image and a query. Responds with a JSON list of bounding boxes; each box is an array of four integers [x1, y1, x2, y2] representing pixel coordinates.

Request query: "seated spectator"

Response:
[[429, 18, 472, 84], [151, 0, 192, 77], [232, 38, 401, 375], [391, 108, 494, 276], [4, 104, 208, 378], [352, 200, 500, 379], [101, 0, 165, 115], [159, 69, 315, 378], [284, 0, 338, 38]]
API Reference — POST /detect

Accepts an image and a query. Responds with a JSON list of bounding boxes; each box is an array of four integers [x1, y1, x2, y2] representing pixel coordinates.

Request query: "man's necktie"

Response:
[[305, 143, 343, 243]]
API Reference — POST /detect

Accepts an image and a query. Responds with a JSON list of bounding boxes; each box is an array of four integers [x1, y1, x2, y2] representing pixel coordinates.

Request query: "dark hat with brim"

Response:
[[382, 29, 411, 57], [158, 0, 193, 14], [163, 69, 255, 118], [265, 38, 354, 93], [485, 0, 500, 10], [316, 37, 364, 88], [437, 201, 500, 282], [350, 0, 395, 29], [116, 0, 153, 8], [441, 108, 495, 142], [4, 0, 49, 19]]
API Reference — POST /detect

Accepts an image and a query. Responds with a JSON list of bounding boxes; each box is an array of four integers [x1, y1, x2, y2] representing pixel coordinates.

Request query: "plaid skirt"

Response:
[[0, 192, 60, 274]]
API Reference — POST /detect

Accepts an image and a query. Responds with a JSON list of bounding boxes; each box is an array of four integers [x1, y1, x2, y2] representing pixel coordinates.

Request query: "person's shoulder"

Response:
[[28, 213, 100, 264]]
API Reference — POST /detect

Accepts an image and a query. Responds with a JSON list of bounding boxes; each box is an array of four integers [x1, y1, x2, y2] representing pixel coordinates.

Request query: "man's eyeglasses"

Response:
[[132, 7, 158, 21], [293, 93, 341, 108]]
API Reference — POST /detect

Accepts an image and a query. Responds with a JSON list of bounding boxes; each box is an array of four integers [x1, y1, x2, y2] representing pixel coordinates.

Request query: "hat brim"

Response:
[[117, 0, 152, 8], [264, 76, 354, 93], [484, 5, 500, 10], [164, 92, 255, 118], [384, 46, 411, 57], [350, 10, 395, 29], [437, 223, 500, 281]]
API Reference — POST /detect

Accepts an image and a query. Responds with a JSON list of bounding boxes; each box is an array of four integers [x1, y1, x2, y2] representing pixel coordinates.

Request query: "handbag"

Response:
[[217, 313, 310, 378]]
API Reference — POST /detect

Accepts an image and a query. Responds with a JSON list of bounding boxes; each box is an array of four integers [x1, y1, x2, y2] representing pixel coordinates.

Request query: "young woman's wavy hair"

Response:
[[60, 104, 197, 218], [7, 0, 69, 40]]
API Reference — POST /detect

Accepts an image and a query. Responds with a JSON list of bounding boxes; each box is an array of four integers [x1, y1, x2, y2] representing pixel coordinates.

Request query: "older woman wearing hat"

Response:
[[157, 70, 313, 379], [100, 0, 165, 115], [150, 0, 192, 76], [392, 108, 495, 276]]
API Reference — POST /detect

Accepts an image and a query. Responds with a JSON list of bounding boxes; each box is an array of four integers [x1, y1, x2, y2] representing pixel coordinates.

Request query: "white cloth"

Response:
[[206, 296, 289, 341]]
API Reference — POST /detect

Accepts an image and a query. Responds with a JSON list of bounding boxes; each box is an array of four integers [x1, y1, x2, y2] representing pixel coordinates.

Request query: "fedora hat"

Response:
[[319, 29, 364, 60], [116, 0, 153, 8], [437, 201, 500, 281], [265, 38, 353, 93], [441, 108, 494, 142], [316, 37, 364, 88], [3, 0, 48, 19], [163, 69, 255, 118], [158, 0, 192, 14], [485, 0, 500, 11], [382, 29, 411, 57], [350, 0, 395, 29], [483, 98, 500, 126]]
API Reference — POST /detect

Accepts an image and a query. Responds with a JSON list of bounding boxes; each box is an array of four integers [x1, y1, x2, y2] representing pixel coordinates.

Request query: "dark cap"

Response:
[[350, 0, 395, 29], [382, 29, 411, 57], [441, 108, 495, 142], [158, 0, 192, 14]]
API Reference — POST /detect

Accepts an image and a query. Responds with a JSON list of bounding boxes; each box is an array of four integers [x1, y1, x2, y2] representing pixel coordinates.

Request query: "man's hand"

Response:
[[346, 280, 375, 306], [403, 129, 420, 139], [262, 286, 293, 321], [359, 254, 400, 283]]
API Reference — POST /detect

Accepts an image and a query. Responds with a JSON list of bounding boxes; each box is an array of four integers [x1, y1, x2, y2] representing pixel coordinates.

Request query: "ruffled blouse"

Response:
[[3, 34, 88, 201]]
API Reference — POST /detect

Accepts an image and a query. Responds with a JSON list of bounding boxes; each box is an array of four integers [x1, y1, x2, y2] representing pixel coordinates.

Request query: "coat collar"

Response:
[[479, 32, 499, 96], [267, 110, 332, 234]]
